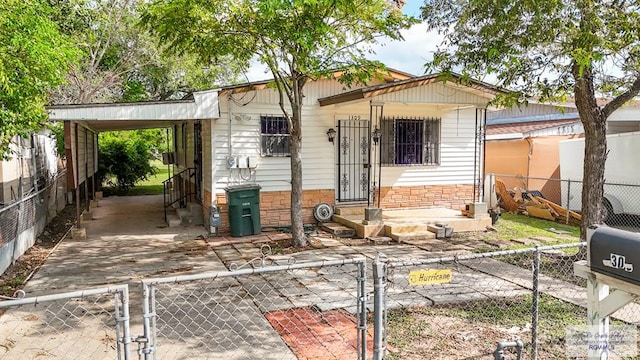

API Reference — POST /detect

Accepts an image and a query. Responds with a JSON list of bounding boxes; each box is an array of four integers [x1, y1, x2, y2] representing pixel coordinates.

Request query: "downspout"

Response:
[[473, 108, 478, 202], [481, 108, 487, 202], [525, 137, 533, 190], [227, 92, 233, 158]]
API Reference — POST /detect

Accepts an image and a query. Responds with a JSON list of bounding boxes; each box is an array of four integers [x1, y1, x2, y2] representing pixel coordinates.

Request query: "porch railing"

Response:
[[163, 167, 196, 221]]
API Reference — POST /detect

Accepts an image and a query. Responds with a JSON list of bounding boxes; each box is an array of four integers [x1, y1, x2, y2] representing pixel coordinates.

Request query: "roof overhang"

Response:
[[317, 73, 505, 107], [486, 133, 524, 141], [47, 89, 220, 132]]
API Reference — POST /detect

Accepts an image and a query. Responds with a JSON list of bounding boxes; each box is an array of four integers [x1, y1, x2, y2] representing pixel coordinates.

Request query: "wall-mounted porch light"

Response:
[[327, 128, 336, 143], [372, 126, 381, 145]]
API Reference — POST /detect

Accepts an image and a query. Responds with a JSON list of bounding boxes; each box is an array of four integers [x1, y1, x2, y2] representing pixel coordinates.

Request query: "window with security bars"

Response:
[[261, 115, 290, 156], [380, 117, 440, 165]]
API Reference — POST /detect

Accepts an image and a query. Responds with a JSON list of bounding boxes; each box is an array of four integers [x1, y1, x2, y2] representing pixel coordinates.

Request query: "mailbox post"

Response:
[[574, 225, 640, 360]]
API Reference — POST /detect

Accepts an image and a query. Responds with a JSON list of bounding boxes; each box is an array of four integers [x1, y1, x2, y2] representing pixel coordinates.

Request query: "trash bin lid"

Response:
[[225, 183, 261, 192]]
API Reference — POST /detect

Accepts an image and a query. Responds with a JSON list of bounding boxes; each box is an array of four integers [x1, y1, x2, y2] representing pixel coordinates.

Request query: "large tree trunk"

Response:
[[288, 74, 307, 247], [573, 64, 607, 241], [578, 108, 607, 240], [289, 103, 307, 247]]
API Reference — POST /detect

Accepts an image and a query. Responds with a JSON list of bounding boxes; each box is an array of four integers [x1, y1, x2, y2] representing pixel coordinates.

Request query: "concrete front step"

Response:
[[334, 206, 366, 216], [167, 213, 182, 227], [168, 203, 204, 227], [332, 214, 385, 238], [320, 222, 356, 238]]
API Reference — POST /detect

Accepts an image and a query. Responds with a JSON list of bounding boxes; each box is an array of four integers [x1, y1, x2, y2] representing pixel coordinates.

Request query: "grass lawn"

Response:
[[103, 160, 169, 196], [491, 212, 580, 241]]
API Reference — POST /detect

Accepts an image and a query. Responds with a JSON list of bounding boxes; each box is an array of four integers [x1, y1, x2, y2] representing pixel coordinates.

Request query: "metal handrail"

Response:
[[163, 167, 196, 221]]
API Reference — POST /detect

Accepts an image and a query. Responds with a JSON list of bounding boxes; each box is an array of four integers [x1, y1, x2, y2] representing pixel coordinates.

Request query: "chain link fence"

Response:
[[496, 174, 640, 231], [139, 257, 368, 360], [0, 284, 131, 360], [0, 170, 68, 275], [372, 243, 640, 360]]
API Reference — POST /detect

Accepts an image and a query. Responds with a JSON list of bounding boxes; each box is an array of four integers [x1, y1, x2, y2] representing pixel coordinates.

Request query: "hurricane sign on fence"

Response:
[[408, 269, 452, 286]]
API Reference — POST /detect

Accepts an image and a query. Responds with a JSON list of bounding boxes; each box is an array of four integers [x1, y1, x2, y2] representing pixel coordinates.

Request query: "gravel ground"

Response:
[[0, 205, 76, 299]]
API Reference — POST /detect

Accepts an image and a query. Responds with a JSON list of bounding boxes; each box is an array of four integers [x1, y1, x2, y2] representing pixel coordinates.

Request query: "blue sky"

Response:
[[243, 2, 442, 81]]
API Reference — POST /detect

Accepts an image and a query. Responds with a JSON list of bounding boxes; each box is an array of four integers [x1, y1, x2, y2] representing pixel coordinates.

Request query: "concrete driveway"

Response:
[[27, 195, 226, 295]]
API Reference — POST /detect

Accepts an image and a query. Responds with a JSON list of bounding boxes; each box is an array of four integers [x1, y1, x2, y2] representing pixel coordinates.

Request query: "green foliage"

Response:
[[422, 0, 640, 239], [49, 0, 240, 104], [0, 0, 77, 158], [51, 122, 66, 160], [97, 131, 158, 190], [421, 0, 640, 105]]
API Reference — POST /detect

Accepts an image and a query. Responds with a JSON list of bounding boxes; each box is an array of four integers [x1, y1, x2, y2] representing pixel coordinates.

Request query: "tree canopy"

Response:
[[142, 0, 416, 245], [0, 0, 77, 158], [49, 0, 241, 104], [422, 0, 640, 238]]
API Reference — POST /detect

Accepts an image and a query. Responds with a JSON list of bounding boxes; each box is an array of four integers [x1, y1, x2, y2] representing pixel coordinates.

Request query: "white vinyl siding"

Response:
[[213, 97, 336, 194], [211, 78, 491, 199]]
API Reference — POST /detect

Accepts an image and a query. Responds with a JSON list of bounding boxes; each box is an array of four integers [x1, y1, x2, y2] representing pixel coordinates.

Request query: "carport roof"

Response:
[[47, 89, 220, 132]]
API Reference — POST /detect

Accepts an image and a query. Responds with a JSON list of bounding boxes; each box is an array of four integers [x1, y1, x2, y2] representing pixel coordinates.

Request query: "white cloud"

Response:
[[368, 22, 443, 76]]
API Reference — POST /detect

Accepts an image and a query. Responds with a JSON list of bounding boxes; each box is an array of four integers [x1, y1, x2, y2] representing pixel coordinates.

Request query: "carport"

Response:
[[47, 90, 220, 233]]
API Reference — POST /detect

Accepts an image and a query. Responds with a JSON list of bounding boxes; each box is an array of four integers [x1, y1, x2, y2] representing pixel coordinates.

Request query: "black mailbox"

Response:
[[589, 226, 638, 286]]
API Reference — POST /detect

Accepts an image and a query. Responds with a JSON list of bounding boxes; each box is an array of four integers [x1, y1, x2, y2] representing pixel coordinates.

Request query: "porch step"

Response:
[[320, 222, 356, 238], [334, 206, 366, 216], [384, 223, 433, 234], [168, 203, 204, 227], [167, 213, 182, 227]]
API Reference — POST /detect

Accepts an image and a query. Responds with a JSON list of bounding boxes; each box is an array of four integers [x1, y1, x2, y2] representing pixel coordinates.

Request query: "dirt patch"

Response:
[[386, 304, 570, 360], [0, 205, 76, 298], [166, 240, 210, 256], [268, 237, 324, 255]]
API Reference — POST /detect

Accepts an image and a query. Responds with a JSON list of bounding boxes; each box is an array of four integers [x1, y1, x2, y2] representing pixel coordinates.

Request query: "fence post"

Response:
[[140, 284, 154, 360], [373, 254, 386, 360], [566, 180, 571, 225], [119, 287, 132, 360], [357, 261, 367, 360], [531, 246, 540, 360], [11, 201, 23, 264]]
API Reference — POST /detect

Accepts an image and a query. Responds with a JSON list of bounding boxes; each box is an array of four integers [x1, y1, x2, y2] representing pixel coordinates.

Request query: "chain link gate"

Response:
[[370, 244, 640, 359], [137, 257, 368, 360], [0, 284, 132, 359]]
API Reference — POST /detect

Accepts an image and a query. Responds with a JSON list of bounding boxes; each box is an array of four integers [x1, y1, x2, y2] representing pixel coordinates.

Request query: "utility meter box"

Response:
[[589, 226, 639, 286]]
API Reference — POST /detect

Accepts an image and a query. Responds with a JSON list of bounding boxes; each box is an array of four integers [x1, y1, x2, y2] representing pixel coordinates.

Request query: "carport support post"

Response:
[[373, 255, 386, 360]]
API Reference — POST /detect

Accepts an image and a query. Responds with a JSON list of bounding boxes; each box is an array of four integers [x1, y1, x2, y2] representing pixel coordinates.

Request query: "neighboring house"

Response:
[[485, 105, 584, 204], [604, 101, 640, 134], [0, 131, 59, 206], [49, 70, 503, 232], [0, 131, 64, 275]]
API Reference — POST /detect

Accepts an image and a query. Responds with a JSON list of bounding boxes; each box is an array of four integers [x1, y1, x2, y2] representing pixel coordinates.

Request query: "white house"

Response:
[[48, 70, 502, 232]]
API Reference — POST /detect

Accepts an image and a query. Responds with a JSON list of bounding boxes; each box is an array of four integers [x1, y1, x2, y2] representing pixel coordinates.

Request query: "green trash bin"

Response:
[[225, 184, 261, 237]]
